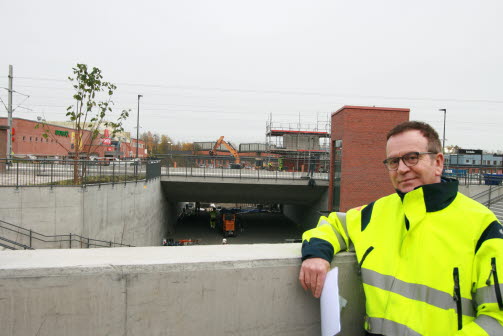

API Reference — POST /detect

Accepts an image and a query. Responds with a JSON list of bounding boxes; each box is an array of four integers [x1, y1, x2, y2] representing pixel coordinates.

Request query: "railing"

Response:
[[0, 158, 151, 187], [443, 171, 503, 186], [0, 235, 34, 250], [161, 165, 329, 181], [471, 185, 503, 208], [0, 219, 134, 249]]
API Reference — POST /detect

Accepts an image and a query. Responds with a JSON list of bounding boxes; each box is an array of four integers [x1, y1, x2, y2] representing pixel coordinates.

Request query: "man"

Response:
[[299, 121, 503, 335], [209, 207, 217, 229]]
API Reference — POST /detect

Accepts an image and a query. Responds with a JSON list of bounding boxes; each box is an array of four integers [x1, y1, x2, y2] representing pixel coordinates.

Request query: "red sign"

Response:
[[104, 129, 110, 137], [102, 138, 111, 145], [107, 147, 113, 151]]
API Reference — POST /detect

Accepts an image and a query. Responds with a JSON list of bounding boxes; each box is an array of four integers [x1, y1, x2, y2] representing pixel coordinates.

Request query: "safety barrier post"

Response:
[[112, 163, 115, 186], [69, 233, 72, 249]]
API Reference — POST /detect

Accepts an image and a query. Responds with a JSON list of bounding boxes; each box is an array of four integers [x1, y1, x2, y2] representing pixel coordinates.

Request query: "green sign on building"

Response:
[[55, 130, 69, 137]]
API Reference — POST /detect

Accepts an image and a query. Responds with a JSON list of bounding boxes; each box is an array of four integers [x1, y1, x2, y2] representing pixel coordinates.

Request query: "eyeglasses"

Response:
[[383, 152, 437, 171]]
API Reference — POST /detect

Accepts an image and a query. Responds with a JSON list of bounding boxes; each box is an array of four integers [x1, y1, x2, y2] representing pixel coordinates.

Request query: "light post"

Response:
[[439, 109, 446, 154], [136, 95, 142, 160]]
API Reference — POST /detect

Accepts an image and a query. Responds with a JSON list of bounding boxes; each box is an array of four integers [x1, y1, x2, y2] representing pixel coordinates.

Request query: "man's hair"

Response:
[[386, 121, 442, 153]]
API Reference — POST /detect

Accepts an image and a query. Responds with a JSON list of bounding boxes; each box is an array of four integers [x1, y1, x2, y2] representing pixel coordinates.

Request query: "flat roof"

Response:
[[332, 105, 410, 116]]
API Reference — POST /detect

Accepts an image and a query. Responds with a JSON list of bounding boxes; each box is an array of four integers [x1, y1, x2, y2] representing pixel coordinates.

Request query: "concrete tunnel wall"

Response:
[[0, 244, 366, 336], [0, 179, 170, 248]]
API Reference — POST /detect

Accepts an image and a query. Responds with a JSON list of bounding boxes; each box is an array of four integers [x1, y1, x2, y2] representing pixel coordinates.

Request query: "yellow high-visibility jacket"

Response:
[[302, 179, 503, 335]]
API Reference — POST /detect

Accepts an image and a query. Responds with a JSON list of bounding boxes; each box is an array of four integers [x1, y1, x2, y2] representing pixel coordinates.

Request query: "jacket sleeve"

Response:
[[456, 220, 503, 335], [301, 212, 350, 263]]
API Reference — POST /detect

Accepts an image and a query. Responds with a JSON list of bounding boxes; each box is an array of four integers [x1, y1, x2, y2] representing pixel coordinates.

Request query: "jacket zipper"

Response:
[[453, 267, 462, 330], [358, 246, 374, 275], [490, 257, 503, 310]]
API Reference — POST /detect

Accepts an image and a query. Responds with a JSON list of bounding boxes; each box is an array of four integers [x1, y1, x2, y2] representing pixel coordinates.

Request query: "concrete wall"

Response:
[[0, 179, 168, 248], [283, 186, 330, 231], [0, 244, 365, 336]]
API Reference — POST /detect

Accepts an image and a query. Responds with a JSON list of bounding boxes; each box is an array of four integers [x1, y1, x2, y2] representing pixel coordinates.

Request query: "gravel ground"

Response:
[[169, 212, 304, 245]]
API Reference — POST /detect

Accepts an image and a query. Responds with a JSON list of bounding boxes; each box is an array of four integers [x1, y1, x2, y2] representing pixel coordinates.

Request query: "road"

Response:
[[170, 212, 305, 245]]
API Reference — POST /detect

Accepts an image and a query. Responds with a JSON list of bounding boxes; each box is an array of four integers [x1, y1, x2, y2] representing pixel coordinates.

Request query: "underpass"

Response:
[[160, 173, 330, 244]]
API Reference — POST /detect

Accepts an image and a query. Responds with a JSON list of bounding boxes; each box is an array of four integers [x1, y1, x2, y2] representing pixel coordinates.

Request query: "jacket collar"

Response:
[[396, 177, 459, 212]]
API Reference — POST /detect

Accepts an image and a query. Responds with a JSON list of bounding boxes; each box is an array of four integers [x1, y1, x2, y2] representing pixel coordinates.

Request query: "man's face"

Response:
[[386, 130, 444, 193]]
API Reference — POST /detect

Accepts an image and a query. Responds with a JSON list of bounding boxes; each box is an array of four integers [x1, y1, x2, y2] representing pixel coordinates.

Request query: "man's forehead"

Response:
[[386, 130, 428, 156]]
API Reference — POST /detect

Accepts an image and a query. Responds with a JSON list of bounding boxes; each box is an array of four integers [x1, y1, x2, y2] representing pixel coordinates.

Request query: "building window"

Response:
[[495, 161, 498, 165], [35, 137, 38, 142], [23, 136, 26, 141], [465, 159, 470, 164], [472, 160, 476, 164], [30, 137, 32, 141]]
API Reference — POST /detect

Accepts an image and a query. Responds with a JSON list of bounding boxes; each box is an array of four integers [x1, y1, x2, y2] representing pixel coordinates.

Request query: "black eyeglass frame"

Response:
[[383, 152, 437, 171]]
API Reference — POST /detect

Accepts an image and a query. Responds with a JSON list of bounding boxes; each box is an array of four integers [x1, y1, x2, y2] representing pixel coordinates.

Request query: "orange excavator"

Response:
[[209, 136, 241, 168]]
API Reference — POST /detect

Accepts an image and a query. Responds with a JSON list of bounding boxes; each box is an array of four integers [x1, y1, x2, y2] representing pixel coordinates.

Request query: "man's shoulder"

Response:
[[348, 193, 400, 213]]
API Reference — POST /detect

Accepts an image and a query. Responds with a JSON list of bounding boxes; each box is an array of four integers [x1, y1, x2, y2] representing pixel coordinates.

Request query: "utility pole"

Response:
[[439, 108, 446, 155], [136, 94, 142, 160], [7, 65, 13, 163]]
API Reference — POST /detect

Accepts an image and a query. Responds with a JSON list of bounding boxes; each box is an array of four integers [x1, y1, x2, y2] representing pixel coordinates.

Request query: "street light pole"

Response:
[[439, 109, 446, 154], [136, 95, 142, 160]]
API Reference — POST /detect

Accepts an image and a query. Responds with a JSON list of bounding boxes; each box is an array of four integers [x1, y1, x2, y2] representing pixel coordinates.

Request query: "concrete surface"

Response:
[[0, 179, 168, 248], [0, 244, 365, 336], [160, 178, 328, 204]]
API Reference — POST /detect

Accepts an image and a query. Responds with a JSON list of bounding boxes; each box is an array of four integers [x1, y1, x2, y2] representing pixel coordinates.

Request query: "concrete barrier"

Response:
[[0, 244, 365, 336], [0, 179, 169, 248]]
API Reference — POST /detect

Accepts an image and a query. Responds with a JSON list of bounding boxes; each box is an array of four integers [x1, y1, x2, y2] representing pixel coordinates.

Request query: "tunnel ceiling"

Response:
[[160, 180, 327, 205]]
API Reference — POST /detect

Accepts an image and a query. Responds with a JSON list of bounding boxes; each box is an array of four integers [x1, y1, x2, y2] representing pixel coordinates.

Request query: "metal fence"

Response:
[[0, 158, 150, 187], [161, 165, 329, 181], [0, 219, 134, 250], [444, 171, 503, 186]]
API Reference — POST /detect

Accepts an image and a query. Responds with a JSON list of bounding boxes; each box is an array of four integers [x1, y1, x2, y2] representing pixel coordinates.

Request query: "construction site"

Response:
[[166, 115, 331, 245]]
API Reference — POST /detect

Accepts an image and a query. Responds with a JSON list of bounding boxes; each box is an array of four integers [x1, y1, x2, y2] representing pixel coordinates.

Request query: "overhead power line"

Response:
[[12, 76, 503, 105]]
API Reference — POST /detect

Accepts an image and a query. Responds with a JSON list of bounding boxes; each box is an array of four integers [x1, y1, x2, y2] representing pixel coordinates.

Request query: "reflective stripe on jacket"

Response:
[[302, 179, 503, 336]]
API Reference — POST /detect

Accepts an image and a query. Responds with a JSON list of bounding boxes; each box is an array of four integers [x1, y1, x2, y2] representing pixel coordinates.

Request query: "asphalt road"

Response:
[[169, 212, 304, 245]]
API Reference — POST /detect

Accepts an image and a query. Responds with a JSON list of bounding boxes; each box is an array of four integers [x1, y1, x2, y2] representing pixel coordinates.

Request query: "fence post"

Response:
[[29, 229, 32, 248], [110, 241, 112, 247], [16, 161, 19, 187], [488, 186, 492, 208], [69, 233, 72, 249], [88, 237, 90, 248], [51, 162, 54, 186]]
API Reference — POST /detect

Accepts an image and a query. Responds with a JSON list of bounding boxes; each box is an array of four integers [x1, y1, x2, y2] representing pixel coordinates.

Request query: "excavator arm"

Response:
[[209, 136, 240, 164]]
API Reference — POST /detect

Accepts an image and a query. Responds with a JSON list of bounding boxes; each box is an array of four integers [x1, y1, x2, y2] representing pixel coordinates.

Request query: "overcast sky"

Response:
[[1, 0, 502, 151]]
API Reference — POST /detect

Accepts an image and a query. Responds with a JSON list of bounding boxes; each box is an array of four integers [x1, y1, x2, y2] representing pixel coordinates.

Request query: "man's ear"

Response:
[[434, 153, 444, 176]]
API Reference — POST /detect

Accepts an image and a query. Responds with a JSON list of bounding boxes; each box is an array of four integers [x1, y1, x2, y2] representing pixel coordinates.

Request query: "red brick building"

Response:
[[329, 106, 410, 212], [0, 117, 146, 159]]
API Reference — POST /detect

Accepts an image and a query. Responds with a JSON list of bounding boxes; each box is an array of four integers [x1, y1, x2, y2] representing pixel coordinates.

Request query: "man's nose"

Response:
[[397, 158, 410, 172]]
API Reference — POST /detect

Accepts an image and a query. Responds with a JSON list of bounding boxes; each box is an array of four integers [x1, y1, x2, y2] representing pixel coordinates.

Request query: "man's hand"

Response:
[[299, 258, 330, 298]]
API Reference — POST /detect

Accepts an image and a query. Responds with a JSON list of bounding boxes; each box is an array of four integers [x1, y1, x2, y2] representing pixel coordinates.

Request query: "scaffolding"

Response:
[[265, 113, 331, 172]]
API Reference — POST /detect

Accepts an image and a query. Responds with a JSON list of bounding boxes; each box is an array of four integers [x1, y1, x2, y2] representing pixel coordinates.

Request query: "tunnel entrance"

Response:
[[168, 203, 304, 245]]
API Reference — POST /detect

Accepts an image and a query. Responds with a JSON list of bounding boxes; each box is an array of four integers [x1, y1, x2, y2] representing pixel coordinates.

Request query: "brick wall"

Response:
[[332, 106, 409, 211], [0, 127, 7, 158]]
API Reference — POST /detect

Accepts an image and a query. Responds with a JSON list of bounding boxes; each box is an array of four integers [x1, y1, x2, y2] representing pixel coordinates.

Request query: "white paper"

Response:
[[320, 267, 341, 336]]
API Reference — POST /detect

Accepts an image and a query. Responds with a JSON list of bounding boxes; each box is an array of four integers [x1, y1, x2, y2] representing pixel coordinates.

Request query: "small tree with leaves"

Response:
[[37, 64, 130, 183]]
